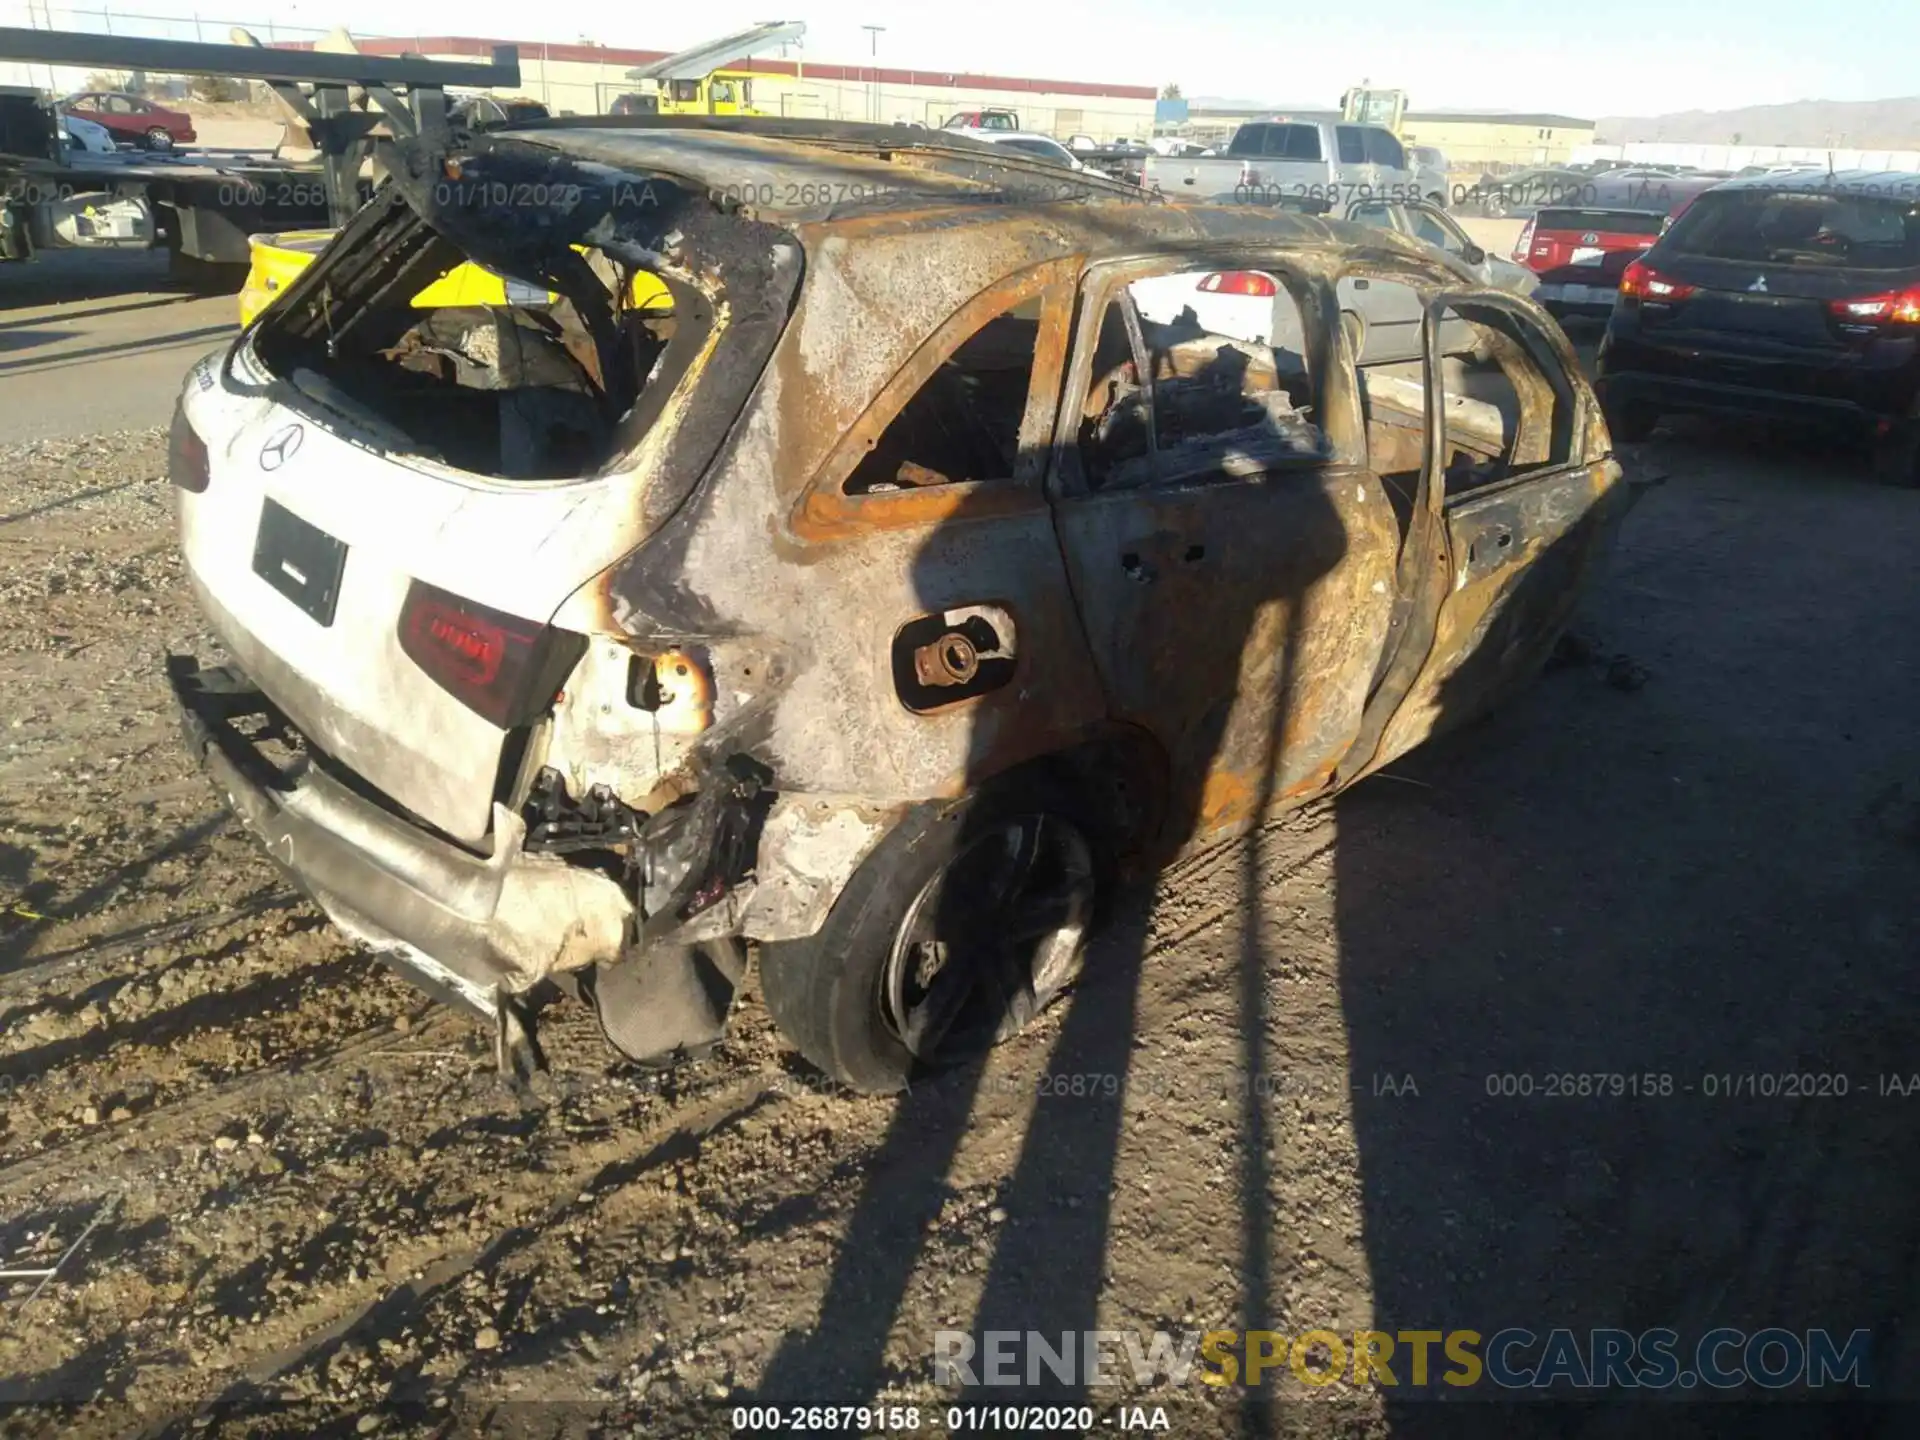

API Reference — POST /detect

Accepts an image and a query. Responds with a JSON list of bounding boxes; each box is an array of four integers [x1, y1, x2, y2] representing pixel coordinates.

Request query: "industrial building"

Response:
[[283, 35, 1159, 142], [1400, 112, 1597, 169]]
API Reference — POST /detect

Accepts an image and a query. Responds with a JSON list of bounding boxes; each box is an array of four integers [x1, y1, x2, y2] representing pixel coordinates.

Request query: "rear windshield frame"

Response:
[[1664, 188, 1920, 271], [244, 142, 802, 495]]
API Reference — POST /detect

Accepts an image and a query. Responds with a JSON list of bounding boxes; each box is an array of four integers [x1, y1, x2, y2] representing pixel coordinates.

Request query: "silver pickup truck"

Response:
[[1143, 118, 1421, 206]]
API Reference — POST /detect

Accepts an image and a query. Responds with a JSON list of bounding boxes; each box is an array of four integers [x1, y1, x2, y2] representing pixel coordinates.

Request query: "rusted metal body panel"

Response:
[[559, 131, 1626, 880], [1365, 461, 1624, 769]]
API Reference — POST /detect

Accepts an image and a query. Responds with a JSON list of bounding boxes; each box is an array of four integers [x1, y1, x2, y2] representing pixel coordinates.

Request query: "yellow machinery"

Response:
[[239, 231, 672, 327], [625, 23, 800, 119], [1340, 87, 1408, 135], [656, 69, 763, 117]]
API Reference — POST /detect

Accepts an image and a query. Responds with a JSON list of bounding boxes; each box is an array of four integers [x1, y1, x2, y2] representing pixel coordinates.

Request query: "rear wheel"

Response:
[[759, 778, 1103, 1093], [143, 126, 174, 151]]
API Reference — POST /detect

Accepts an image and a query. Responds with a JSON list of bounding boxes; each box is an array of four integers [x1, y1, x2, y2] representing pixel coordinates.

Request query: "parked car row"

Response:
[[1501, 169, 1739, 322]]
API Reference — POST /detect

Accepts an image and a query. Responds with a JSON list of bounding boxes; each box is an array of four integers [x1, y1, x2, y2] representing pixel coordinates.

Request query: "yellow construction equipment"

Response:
[[239, 231, 671, 327]]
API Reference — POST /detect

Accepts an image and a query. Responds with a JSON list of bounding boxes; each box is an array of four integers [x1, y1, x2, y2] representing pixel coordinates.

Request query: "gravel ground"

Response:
[[0, 417, 1916, 1440]]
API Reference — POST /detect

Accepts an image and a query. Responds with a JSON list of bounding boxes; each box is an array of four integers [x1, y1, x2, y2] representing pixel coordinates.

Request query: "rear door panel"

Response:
[[1346, 290, 1628, 777], [1051, 265, 1401, 844]]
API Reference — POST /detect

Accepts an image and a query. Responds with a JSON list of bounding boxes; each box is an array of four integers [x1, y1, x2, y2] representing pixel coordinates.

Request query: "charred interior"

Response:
[[844, 302, 1041, 494], [248, 152, 720, 481]]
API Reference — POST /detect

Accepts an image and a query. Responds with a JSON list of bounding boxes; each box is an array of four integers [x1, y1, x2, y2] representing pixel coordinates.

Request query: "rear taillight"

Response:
[[397, 580, 587, 729], [1828, 286, 1920, 325], [1197, 271, 1277, 296], [168, 400, 209, 493], [1619, 259, 1696, 302], [1512, 218, 1535, 262]]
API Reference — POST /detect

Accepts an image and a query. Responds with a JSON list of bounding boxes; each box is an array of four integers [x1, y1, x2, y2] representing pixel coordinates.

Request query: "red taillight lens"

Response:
[[1828, 286, 1920, 325], [168, 400, 209, 493], [1619, 259, 1696, 302], [1197, 271, 1277, 296], [1512, 219, 1535, 262], [398, 580, 586, 729]]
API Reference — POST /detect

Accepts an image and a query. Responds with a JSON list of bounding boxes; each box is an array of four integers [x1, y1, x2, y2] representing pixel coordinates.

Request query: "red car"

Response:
[[1515, 177, 1722, 319], [60, 91, 196, 150], [1514, 206, 1668, 318]]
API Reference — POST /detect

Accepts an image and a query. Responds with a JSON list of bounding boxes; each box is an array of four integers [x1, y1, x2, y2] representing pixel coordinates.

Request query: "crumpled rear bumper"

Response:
[[165, 653, 634, 1019]]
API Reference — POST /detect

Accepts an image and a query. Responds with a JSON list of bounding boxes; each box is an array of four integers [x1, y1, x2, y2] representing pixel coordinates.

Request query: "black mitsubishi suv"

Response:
[[1594, 171, 1920, 485]]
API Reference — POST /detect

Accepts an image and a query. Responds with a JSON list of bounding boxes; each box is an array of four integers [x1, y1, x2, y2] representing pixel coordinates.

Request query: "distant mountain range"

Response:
[[1598, 96, 1920, 147]]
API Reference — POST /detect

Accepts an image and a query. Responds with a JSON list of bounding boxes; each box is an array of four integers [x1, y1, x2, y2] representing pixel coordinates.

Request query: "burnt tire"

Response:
[[759, 775, 1106, 1094]]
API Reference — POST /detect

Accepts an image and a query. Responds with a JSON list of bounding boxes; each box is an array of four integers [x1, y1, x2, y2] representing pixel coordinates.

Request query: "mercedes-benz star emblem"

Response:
[[259, 423, 304, 471]]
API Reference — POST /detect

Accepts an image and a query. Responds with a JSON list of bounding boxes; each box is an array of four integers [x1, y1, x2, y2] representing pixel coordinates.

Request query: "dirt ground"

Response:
[[1, 384, 1918, 1439]]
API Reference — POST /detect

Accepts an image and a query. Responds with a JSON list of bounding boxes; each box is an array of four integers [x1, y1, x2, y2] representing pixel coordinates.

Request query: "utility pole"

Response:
[[861, 23, 884, 123]]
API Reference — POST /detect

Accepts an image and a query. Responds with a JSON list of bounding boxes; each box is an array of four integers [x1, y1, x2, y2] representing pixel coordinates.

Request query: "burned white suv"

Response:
[[168, 118, 1626, 1092]]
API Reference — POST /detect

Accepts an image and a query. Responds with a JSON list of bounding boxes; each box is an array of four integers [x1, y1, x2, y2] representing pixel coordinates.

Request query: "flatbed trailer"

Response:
[[4, 139, 339, 266], [0, 27, 517, 269]]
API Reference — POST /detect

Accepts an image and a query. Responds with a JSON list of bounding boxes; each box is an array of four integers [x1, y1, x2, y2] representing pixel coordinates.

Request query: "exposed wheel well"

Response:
[[982, 724, 1169, 869]]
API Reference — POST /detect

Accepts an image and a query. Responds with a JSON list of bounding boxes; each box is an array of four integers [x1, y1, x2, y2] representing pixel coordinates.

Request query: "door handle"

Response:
[[1353, 278, 1371, 290]]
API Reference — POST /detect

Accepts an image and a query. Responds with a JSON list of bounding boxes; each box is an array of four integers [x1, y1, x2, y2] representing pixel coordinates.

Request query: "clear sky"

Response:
[[6, 0, 1912, 118]]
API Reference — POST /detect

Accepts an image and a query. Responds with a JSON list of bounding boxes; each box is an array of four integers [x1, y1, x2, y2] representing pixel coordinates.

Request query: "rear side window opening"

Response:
[[249, 163, 725, 482], [1667, 190, 1920, 270]]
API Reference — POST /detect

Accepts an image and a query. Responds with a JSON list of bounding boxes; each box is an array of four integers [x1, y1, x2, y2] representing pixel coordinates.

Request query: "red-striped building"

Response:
[[285, 34, 1159, 140]]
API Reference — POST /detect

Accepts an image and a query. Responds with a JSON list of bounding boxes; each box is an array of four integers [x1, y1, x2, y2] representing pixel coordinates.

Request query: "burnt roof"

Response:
[[497, 117, 1430, 256], [503, 115, 1149, 204]]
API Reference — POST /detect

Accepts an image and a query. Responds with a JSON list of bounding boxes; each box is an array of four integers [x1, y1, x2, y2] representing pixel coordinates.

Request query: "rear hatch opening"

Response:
[[247, 143, 726, 482], [184, 134, 801, 852]]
